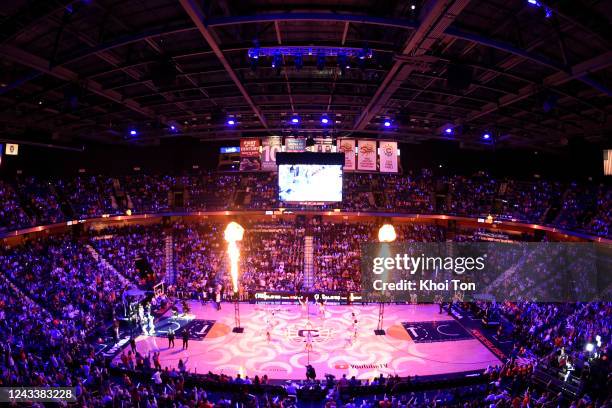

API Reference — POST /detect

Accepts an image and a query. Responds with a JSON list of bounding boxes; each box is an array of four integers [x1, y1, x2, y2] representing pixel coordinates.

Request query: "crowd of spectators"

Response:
[[172, 221, 226, 298], [92, 224, 167, 283], [57, 175, 117, 218], [0, 235, 124, 328], [0, 171, 610, 237], [0, 219, 609, 406], [0, 180, 30, 231]]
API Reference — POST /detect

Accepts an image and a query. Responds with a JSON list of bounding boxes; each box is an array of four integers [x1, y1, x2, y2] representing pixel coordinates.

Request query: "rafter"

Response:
[[0, 45, 160, 122], [178, 0, 268, 129], [353, 0, 473, 131]]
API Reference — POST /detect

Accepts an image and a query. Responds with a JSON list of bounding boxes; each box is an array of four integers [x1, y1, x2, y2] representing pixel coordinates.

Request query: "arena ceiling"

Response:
[[0, 0, 610, 150]]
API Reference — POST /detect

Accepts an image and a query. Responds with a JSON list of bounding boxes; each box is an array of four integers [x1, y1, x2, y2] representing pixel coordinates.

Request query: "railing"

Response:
[[1, 209, 610, 243]]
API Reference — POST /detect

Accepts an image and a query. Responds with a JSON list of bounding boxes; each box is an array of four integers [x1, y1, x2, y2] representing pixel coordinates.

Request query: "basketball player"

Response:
[[298, 296, 308, 315], [264, 312, 273, 342], [305, 329, 313, 352], [147, 312, 155, 336], [318, 299, 327, 319], [351, 312, 359, 340]]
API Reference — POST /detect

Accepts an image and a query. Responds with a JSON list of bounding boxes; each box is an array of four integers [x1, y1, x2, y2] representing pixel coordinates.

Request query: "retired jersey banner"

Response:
[[338, 139, 356, 171], [261, 136, 282, 171], [379, 141, 398, 173], [285, 137, 306, 152], [357, 140, 377, 171], [240, 138, 261, 171]]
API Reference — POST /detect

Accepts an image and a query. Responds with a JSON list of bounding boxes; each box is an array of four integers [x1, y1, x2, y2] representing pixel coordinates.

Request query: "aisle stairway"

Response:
[[303, 236, 314, 290], [165, 235, 175, 285], [86, 244, 130, 285]]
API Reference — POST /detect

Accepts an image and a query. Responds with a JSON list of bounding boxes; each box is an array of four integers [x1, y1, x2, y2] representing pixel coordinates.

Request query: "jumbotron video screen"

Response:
[[278, 164, 343, 202]]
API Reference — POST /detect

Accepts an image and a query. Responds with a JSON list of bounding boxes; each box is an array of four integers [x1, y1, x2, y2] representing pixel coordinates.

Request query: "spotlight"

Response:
[[294, 54, 303, 71], [317, 53, 326, 71], [129, 129, 137, 136], [411, 4, 416, 9], [585, 343, 595, 352], [378, 224, 397, 243], [384, 120, 392, 128], [482, 132, 491, 140], [170, 125, 176, 131], [291, 115, 300, 124], [227, 119, 236, 126], [527, 0, 539, 5], [248, 46, 260, 59], [358, 47, 372, 60], [444, 127, 454, 135], [544, 7, 552, 17], [321, 115, 329, 125], [272, 53, 282, 75], [338, 53, 349, 75]]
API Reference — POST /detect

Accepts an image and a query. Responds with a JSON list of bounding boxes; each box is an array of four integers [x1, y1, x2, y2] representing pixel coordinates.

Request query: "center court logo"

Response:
[[286, 324, 333, 344]]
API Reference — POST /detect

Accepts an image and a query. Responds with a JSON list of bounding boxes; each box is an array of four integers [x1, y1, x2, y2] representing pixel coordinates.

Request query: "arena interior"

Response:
[[0, 0, 611, 406]]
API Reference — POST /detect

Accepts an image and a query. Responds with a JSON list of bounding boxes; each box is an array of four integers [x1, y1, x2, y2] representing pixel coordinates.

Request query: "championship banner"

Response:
[[240, 138, 261, 171], [309, 138, 334, 153], [379, 141, 398, 173], [357, 140, 377, 171], [338, 139, 356, 171], [285, 137, 306, 152], [261, 136, 282, 171]]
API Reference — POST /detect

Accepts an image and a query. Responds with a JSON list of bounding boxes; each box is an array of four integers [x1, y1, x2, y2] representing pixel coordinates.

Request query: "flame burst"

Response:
[[224, 222, 245, 293], [378, 224, 397, 243]]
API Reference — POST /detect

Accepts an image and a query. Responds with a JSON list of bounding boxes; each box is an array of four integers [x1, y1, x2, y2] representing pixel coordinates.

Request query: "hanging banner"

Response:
[[285, 137, 306, 152], [240, 138, 261, 171], [357, 140, 377, 171], [310, 138, 334, 153], [338, 139, 356, 171], [261, 136, 282, 171], [5, 143, 19, 156], [379, 141, 398, 173]]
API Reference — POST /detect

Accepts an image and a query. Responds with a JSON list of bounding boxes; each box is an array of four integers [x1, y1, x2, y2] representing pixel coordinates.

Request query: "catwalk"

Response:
[[121, 301, 500, 380]]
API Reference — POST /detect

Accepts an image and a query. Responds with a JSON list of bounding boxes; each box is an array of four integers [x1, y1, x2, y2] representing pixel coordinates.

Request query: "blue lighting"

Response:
[[321, 115, 329, 124], [444, 127, 453, 135], [544, 7, 552, 17], [170, 125, 176, 131], [227, 119, 236, 126], [384, 120, 392, 127], [527, 0, 539, 5], [129, 130, 137, 136], [483, 133, 491, 140], [291, 115, 300, 124]]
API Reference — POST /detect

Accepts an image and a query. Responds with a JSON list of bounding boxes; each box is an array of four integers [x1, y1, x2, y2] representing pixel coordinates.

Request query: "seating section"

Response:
[[0, 172, 609, 238]]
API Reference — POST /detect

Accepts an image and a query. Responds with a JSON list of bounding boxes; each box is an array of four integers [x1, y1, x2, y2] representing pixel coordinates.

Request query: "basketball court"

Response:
[[121, 302, 501, 380]]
